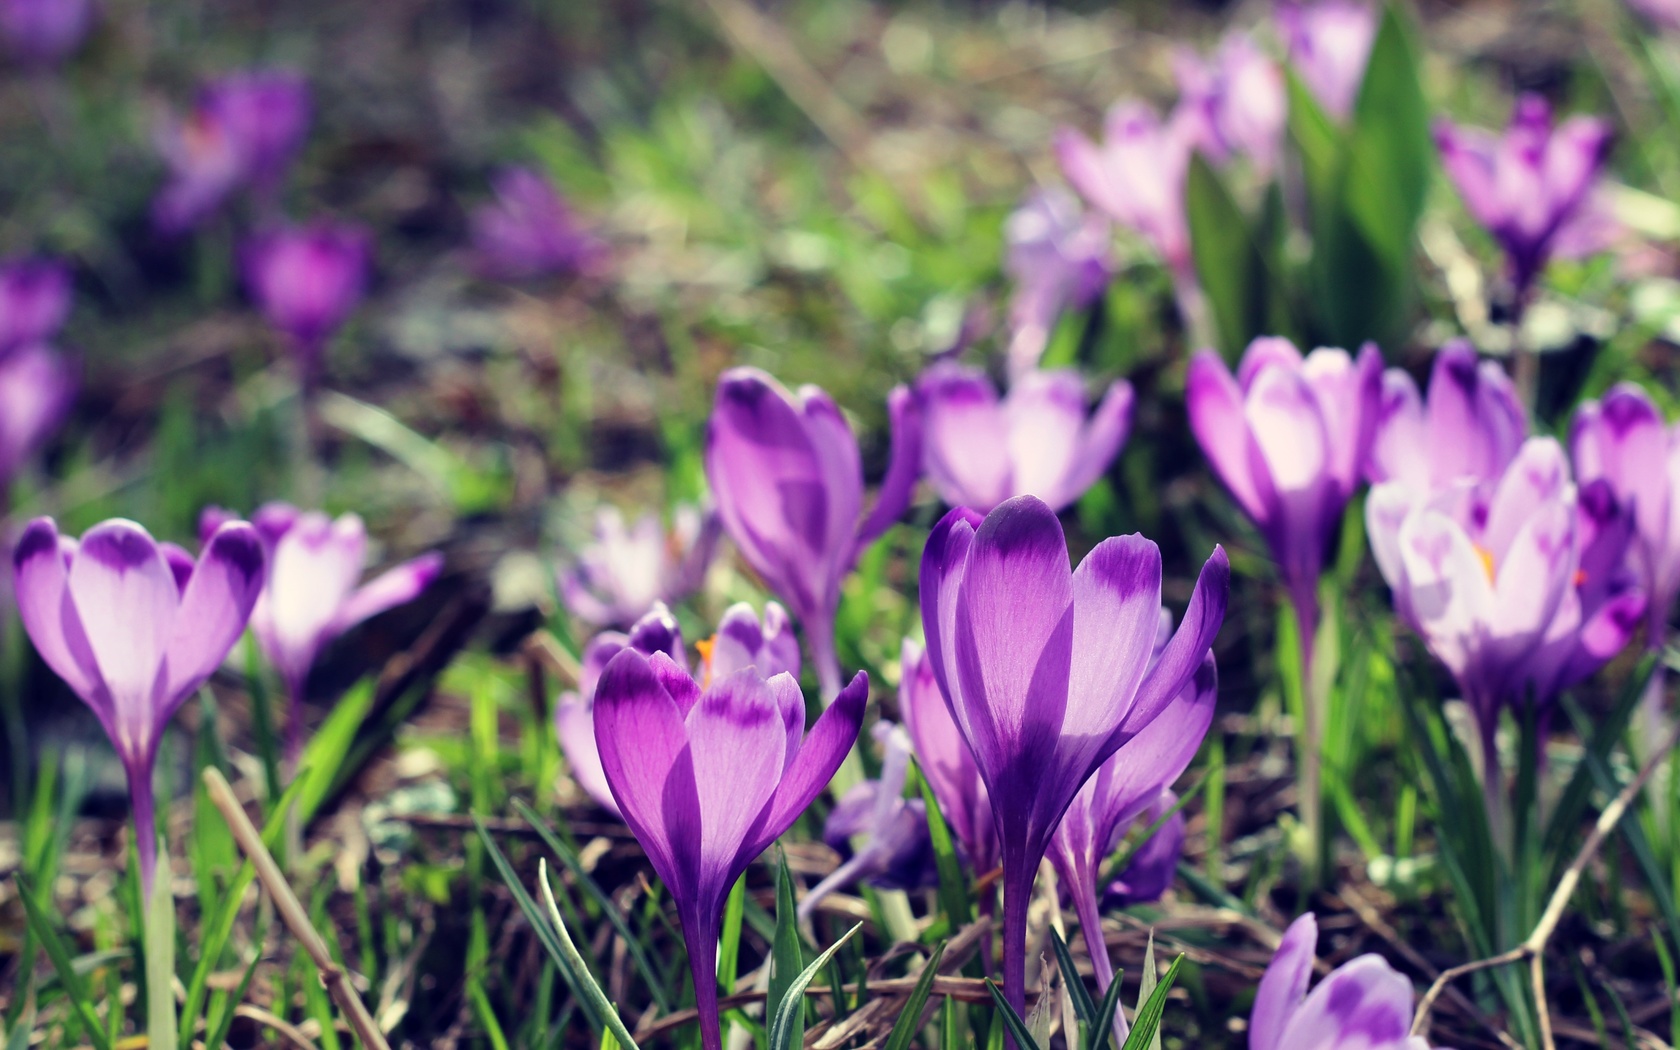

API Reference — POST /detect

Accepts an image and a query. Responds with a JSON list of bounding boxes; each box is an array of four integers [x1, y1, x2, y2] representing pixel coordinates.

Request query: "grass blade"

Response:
[[915, 761, 973, 929], [768, 849, 806, 1040], [983, 979, 1044, 1050], [882, 942, 947, 1050], [1089, 966, 1127, 1050], [1047, 927, 1095, 1025], [768, 924, 863, 1050], [1119, 954, 1183, 1050], [13, 875, 113, 1050]]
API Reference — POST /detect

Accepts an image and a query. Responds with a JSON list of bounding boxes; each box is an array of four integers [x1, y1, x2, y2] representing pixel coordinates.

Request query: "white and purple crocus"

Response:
[[919, 495, 1228, 1018], [1174, 32, 1288, 177], [558, 504, 719, 629], [705, 367, 920, 700], [1277, 0, 1378, 122], [1001, 188, 1113, 377], [591, 618, 866, 1050], [1435, 95, 1614, 308], [13, 517, 266, 898], [917, 362, 1132, 516], [1365, 340, 1528, 498]]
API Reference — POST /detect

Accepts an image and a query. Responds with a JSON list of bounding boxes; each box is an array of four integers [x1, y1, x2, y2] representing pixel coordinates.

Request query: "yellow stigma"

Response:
[[695, 636, 716, 689], [1474, 545, 1496, 582]]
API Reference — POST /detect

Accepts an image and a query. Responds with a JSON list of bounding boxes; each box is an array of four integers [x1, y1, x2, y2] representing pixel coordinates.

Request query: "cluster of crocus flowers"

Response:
[[1366, 436, 1644, 828], [204, 503, 443, 765], [1047, 608, 1217, 1012], [591, 618, 867, 1050], [0, 257, 77, 498], [242, 221, 372, 378], [152, 70, 311, 233], [1434, 94, 1614, 309], [1173, 31, 1287, 177], [13, 516, 266, 897], [470, 166, 606, 281], [916, 363, 1133, 515], [0, 0, 92, 67], [557, 503, 719, 628], [919, 495, 1228, 1015], [1252, 913, 1444, 1050], [1277, 0, 1378, 121], [1002, 188, 1112, 377], [555, 600, 798, 816], [705, 367, 920, 699]]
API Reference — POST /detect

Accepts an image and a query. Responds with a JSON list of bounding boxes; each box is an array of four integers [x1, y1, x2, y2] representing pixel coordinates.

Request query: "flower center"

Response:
[[695, 635, 716, 689], [1474, 545, 1497, 582]]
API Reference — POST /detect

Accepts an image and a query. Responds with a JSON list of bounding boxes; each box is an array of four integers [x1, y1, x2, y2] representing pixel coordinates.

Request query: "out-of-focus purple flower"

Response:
[[13, 516, 265, 896], [558, 504, 719, 628], [152, 70, 310, 232], [1105, 791, 1185, 906], [705, 367, 921, 699], [917, 363, 1133, 515], [0, 342, 75, 493], [470, 166, 606, 281], [800, 722, 934, 919], [219, 502, 441, 762], [1573, 383, 1680, 650], [1174, 32, 1288, 176], [1186, 337, 1382, 625], [243, 221, 372, 374], [1366, 438, 1644, 770], [0, 0, 92, 66], [1435, 95, 1615, 303], [919, 496, 1228, 1016], [1251, 914, 1443, 1050], [0, 258, 70, 356], [1003, 188, 1112, 377], [899, 637, 996, 877], [1628, 0, 1680, 29], [593, 643, 866, 1050], [1365, 341, 1527, 496], [1056, 101, 1198, 284], [1048, 606, 1216, 1022], [1278, 1, 1378, 121]]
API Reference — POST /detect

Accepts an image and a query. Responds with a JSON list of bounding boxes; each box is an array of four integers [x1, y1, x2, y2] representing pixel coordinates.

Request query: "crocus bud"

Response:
[[13, 516, 265, 896], [243, 221, 371, 373], [0, 257, 70, 356], [705, 367, 921, 698], [152, 70, 310, 232], [1251, 914, 1441, 1050], [917, 363, 1133, 515], [0, 343, 74, 492], [1277, 1, 1378, 121], [1003, 188, 1112, 376], [0, 0, 92, 66], [470, 167, 606, 280], [558, 503, 719, 628], [594, 640, 866, 1050], [1365, 341, 1527, 496], [1174, 32, 1287, 176], [1186, 337, 1382, 621], [1056, 101, 1197, 285], [229, 502, 442, 762], [1435, 95, 1614, 302], [919, 496, 1228, 1016]]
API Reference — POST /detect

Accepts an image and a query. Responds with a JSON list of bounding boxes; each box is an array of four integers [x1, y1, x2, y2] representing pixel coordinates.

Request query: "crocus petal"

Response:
[[1237, 337, 1304, 391], [1094, 654, 1216, 830], [1489, 499, 1576, 654], [1275, 955, 1416, 1048], [686, 669, 789, 885], [1187, 351, 1270, 522], [593, 649, 696, 891], [1366, 368, 1426, 488], [753, 670, 868, 857], [1397, 511, 1494, 683], [854, 383, 924, 553], [918, 506, 984, 721], [1062, 534, 1163, 747], [1056, 379, 1135, 507], [1480, 438, 1571, 563], [12, 517, 100, 701], [556, 692, 620, 816], [162, 523, 266, 706], [1302, 342, 1382, 497], [327, 551, 444, 635], [919, 364, 1012, 512], [67, 520, 178, 716], [1121, 546, 1230, 736], [1004, 371, 1090, 502], [1250, 913, 1318, 1050]]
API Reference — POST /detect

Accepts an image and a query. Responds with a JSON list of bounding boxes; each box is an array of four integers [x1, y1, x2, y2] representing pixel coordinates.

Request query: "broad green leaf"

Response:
[[1186, 154, 1272, 359]]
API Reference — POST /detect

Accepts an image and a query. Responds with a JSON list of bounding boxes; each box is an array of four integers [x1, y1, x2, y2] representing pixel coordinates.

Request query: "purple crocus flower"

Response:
[[1571, 383, 1680, 724], [1174, 32, 1288, 176], [152, 70, 310, 232], [1366, 438, 1644, 820], [12, 516, 265, 896], [917, 363, 1133, 515], [470, 166, 606, 281], [243, 221, 372, 376], [705, 367, 921, 699], [1252, 914, 1443, 1050], [1365, 341, 1527, 496], [1628, 0, 1680, 29], [556, 600, 798, 817], [0, 0, 92, 66], [558, 503, 719, 628], [224, 502, 442, 764], [1056, 101, 1198, 287], [592, 641, 867, 1050], [1105, 790, 1185, 906], [1435, 95, 1614, 305], [1186, 337, 1382, 635], [1048, 608, 1215, 1021], [919, 495, 1228, 1016], [0, 257, 70, 356], [899, 637, 996, 877], [799, 722, 933, 920], [0, 342, 75, 495], [1277, 1, 1378, 121], [1003, 188, 1112, 377]]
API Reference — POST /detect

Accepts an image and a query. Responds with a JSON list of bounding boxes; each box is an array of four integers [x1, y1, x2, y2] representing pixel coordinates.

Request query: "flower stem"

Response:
[[133, 768, 177, 1050], [685, 907, 725, 1050], [1001, 857, 1033, 1043], [1067, 865, 1128, 1045]]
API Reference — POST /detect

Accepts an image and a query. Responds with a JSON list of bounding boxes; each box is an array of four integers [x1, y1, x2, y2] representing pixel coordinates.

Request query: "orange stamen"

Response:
[[695, 636, 716, 689], [1474, 545, 1497, 582]]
